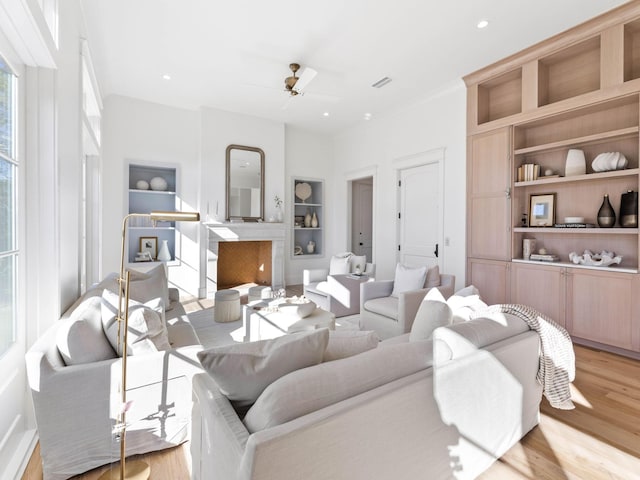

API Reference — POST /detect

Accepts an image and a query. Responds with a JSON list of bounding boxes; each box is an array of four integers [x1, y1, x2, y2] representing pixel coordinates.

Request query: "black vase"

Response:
[[620, 190, 638, 228], [597, 194, 616, 228]]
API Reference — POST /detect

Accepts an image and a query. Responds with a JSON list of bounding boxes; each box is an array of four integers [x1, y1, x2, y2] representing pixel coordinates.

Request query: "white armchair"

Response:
[[360, 266, 455, 340], [303, 253, 375, 317]]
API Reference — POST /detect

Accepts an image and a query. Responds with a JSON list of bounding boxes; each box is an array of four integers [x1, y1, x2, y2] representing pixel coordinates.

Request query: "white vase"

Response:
[[311, 211, 318, 228], [157, 240, 171, 262], [274, 206, 283, 222], [304, 211, 312, 228]]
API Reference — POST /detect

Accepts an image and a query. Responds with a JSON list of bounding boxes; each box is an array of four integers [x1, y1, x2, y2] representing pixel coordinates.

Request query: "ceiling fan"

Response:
[[284, 63, 317, 96]]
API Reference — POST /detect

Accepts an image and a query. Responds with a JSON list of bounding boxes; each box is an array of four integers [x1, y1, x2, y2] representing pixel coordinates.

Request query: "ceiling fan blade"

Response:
[[293, 67, 317, 94], [280, 95, 294, 110]]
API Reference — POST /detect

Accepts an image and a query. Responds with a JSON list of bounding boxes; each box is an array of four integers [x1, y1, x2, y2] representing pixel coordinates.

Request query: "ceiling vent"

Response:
[[372, 77, 392, 88]]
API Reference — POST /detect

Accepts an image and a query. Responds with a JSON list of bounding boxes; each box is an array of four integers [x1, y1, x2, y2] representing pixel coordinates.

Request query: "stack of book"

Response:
[[517, 163, 540, 182], [529, 253, 559, 262], [553, 223, 596, 228]]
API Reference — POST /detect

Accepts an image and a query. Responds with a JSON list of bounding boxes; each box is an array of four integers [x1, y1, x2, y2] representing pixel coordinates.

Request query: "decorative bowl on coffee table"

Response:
[[278, 297, 316, 318]]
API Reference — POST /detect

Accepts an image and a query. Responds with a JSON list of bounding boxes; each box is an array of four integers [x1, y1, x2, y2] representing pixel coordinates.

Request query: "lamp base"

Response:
[[97, 460, 150, 480]]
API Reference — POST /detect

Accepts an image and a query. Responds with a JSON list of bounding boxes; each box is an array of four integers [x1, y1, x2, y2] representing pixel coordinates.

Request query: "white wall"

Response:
[[332, 83, 467, 288], [284, 126, 334, 285]]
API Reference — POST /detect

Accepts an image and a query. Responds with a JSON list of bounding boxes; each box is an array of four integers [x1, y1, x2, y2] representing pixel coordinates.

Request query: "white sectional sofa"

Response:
[[191, 313, 543, 480], [25, 270, 204, 480]]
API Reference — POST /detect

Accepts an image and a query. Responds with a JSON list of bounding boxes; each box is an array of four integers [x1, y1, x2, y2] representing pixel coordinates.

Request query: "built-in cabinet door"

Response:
[[510, 262, 566, 327], [566, 269, 639, 351], [467, 258, 510, 306], [467, 128, 512, 261]]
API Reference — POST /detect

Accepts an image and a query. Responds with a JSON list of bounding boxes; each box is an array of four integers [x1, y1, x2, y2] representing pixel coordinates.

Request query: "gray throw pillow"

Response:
[[391, 263, 427, 297], [127, 264, 170, 312], [323, 330, 379, 362], [197, 329, 329, 407]]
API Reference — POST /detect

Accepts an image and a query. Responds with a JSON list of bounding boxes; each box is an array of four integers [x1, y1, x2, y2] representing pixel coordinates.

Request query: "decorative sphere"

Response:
[[544, 169, 553, 176], [136, 180, 149, 190], [150, 176, 168, 191], [538, 248, 547, 255]]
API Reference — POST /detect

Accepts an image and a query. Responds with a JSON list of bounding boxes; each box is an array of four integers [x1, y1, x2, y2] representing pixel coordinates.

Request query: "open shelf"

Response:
[[477, 68, 522, 124], [514, 168, 640, 187], [512, 258, 638, 274]]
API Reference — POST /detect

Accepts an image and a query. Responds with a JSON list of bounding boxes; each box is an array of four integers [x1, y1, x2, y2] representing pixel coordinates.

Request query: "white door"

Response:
[[398, 162, 441, 268], [351, 178, 373, 262]]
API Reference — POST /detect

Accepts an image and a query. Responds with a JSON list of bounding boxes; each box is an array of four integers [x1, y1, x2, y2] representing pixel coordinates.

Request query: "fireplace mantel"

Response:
[[204, 222, 285, 290]]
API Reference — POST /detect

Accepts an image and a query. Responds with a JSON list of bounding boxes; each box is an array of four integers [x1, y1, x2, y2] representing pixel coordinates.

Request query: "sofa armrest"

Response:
[[397, 288, 430, 331], [360, 280, 394, 305], [303, 269, 329, 286], [437, 274, 456, 299]]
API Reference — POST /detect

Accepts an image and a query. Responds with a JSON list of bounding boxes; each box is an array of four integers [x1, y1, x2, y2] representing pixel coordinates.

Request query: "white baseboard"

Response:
[[1, 429, 37, 480]]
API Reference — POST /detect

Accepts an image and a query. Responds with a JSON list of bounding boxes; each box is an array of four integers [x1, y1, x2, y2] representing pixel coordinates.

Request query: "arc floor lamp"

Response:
[[99, 210, 200, 480]]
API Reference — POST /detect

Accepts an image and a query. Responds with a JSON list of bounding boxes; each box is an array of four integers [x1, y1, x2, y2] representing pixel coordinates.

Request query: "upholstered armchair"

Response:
[[360, 265, 455, 339], [303, 253, 375, 317]]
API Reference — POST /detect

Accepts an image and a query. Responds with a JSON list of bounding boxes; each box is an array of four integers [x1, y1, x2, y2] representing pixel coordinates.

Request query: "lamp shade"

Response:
[[150, 211, 200, 222]]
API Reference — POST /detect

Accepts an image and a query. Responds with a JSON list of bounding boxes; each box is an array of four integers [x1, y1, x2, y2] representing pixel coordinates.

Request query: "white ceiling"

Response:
[[81, 0, 629, 135]]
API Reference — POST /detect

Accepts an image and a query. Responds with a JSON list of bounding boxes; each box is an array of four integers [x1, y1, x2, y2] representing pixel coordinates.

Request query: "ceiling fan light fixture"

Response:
[[284, 62, 317, 96], [372, 77, 392, 88]]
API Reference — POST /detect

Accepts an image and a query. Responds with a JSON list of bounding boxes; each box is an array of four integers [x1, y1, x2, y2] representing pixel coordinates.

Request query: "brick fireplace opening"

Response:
[[217, 240, 272, 290]]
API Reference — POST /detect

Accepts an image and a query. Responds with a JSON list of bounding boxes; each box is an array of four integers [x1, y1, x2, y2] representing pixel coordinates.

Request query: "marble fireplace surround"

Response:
[[205, 222, 285, 291]]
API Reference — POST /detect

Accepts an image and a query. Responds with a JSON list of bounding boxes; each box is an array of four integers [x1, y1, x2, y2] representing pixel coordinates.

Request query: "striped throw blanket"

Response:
[[472, 304, 576, 410]]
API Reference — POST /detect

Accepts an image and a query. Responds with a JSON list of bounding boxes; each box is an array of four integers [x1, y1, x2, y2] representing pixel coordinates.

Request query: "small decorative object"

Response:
[[278, 296, 316, 318], [597, 194, 616, 228], [306, 240, 315, 254], [293, 245, 303, 255], [157, 239, 171, 262], [136, 180, 149, 190], [538, 248, 547, 255], [295, 182, 312, 203], [592, 152, 628, 172], [139, 236, 158, 260], [564, 216, 585, 224], [521, 213, 528, 226], [294, 215, 304, 227], [565, 149, 586, 176], [311, 211, 318, 228], [529, 193, 556, 227], [568, 250, 622, 267], [304, 210, 312, 228], [150, 176, 168, 191], [135, 251, 153, 262], [522, 238, 536, 260], [354, 265, 362, 275], [544, 168, 554, 176], [274, 195, 283, 222], [620, 190, 638, 228]]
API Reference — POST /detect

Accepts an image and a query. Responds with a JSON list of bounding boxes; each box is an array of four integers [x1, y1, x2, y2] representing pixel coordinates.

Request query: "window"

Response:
[[0, 56, 17, 356]]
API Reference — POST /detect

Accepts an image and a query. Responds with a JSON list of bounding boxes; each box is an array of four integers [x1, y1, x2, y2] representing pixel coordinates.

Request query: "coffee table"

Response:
[[243, 300, 336, 342]]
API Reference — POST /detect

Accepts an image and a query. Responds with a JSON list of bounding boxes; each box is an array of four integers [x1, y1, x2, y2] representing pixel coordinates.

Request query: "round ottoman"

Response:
[[248, 286, 273, 303], [214, 289, 241, 323]]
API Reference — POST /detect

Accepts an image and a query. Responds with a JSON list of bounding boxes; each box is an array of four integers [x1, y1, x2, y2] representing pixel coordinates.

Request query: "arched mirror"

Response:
[[225, 144, 265, 221]]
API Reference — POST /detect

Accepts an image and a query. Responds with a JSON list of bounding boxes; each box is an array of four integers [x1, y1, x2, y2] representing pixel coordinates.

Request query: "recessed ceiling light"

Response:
[[323, 112, 330, 117], [477, 20, 489, 29], [162, 74, 171, 80], [364, 113, 372, 120]]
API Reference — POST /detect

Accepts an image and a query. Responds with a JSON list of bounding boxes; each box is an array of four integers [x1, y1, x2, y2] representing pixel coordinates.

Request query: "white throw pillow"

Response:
[[447, 285, 487, 323], [329, 253, 352, 275], [243, 340, 435, 433], [409, 287, 453, 341], [391, 263, 428, 297], [56, 296, 116, 365], [101, 289, 169, 356], [127, 264, 170, 312], [349, 255, 367, 273], [425, 265, 441, 288], [197, 329, 329, 407], [323, 330, 379, 362]]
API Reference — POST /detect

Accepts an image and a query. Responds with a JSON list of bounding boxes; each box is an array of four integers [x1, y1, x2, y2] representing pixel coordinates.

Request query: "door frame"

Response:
[[345, 166, 377, 263], [393, 148, 446, 268]]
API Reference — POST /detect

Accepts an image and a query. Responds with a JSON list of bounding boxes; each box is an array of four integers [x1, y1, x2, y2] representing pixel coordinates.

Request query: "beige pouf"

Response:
[[214, 289, 241, 323], [248, 285, 273, 303]]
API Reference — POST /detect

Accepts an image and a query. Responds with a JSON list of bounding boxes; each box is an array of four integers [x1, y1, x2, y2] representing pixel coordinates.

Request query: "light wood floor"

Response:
[[23, 335, 640, 479]]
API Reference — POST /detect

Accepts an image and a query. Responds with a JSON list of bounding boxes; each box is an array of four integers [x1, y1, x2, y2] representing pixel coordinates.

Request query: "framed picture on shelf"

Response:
[[139, 236, 158, 259], [529, 193, 556, 227]]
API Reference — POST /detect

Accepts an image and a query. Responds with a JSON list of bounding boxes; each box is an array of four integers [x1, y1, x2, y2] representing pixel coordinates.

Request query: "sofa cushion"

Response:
[[363, 296, 399, 320], [329, 253, 352, 275], [243, 339, 436, 433], [197, 329, 329, 407], [409, 288, 453, 341], [127, 264, 170, 312], [101, 289, 169, 355], [432, 312, 529, 359], [391, 264, 427, 297], [56, 296, 117, 365], [323, 330, 379, 362], [306, 281, 329, 297]]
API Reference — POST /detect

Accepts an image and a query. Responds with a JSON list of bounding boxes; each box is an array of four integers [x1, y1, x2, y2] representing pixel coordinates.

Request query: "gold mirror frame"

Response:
[[225, 144, 265, 222]]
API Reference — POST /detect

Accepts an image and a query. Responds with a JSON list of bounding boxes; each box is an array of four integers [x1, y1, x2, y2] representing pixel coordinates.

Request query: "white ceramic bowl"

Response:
[[564, 216, 585, 224], [278, 298, 316, 318]]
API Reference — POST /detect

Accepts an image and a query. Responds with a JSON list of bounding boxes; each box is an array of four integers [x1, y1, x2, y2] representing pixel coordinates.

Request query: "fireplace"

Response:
[[217, 240, 272, 290], [205, 222, 285, 296]]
